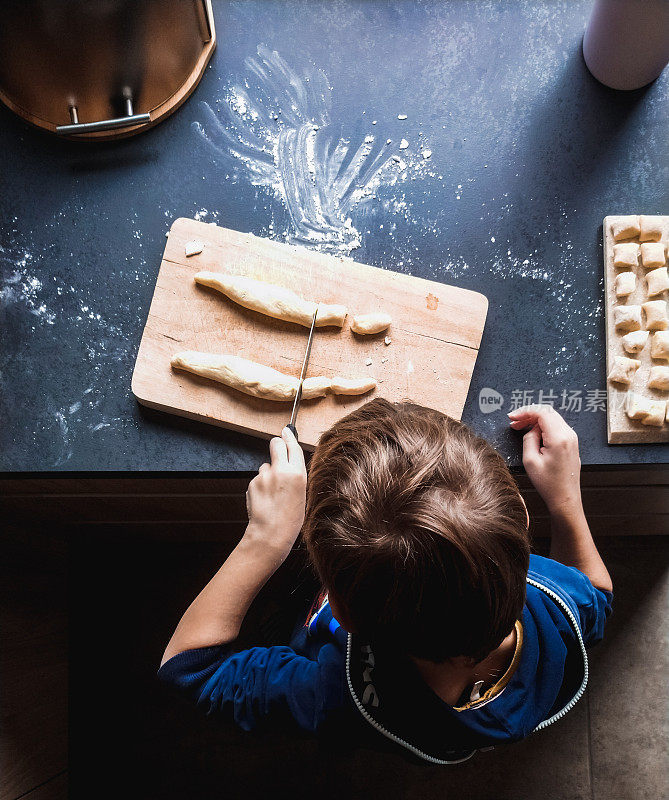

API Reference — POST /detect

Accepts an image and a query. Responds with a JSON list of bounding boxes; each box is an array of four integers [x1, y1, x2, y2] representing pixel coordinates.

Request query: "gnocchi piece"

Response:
[[611, 215, 640, 241], [638, 215, 663, 243], [640, 242, 666, 269], [621, 330, 649, 354], [646, 267, 669, 297], [613, 242, 639, 268], [350, 312, 392, 335], [651, 331, 669, 360], [641, 400, 667, 427], [625, 391, 651, 419], [607, 356, 640, 385], [614, 304, 642, 332], [648, 366, 669, 391], [185, 240, 204, 257], [615, 271, 636, 297], [330, 377, 377, 395], [643, 300, 669, 330]]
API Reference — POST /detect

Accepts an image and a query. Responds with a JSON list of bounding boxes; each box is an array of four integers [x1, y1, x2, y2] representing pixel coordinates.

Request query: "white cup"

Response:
[[583, 0, 669, 90]]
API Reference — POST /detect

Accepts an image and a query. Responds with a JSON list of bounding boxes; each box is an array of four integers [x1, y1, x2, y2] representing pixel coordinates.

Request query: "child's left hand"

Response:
[[244, 426, 307, 559]]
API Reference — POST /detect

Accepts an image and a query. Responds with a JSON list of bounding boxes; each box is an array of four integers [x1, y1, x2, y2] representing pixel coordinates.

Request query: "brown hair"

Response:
[[303, 398, 529, 663]]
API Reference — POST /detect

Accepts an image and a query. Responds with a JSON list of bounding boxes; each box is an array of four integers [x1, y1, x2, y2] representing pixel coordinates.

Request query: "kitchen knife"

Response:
[[287, 305, 319, 440]]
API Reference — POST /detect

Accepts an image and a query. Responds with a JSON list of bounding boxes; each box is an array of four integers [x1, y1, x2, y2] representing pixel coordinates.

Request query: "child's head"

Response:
[[303, 398, 530, 664]]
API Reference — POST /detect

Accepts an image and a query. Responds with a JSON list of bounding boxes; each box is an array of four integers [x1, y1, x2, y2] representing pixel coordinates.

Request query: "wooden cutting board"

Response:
[[132, 218, 488, 449], [603, 215, 669, 444]]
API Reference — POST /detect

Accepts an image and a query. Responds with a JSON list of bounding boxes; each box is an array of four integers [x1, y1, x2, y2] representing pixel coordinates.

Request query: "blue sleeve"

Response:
[[157, 642, 346, 732], [528, 554, 613, 647]]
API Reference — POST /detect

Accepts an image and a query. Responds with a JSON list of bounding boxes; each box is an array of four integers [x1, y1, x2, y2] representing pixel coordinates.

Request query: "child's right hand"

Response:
[[508, 405, 583, 516], [244, 426, 307, 560]]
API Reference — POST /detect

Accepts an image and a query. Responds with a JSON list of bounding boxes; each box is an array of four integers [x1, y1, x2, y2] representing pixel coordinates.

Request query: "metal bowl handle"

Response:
[[56, 89, 151, 136]]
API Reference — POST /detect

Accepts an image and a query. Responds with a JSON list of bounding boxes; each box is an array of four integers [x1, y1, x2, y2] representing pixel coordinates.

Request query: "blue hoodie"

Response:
[[158, 554, 612, 762]]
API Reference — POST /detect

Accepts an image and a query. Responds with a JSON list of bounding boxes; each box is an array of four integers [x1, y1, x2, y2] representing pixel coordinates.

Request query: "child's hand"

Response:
[[508, 405, 583, 516], [244, 426, 307, 559]]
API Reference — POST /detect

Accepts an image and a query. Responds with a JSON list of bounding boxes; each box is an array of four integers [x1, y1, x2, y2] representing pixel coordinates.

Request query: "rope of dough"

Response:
[[172, 352, 376, 401], [194, 272, 347, 328]]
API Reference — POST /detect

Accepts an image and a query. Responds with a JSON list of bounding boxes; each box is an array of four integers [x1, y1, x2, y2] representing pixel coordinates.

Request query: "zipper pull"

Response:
[[470, 680, 484, 702]]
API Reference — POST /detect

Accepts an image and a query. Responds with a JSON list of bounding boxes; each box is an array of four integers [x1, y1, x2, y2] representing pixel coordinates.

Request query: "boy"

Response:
[[159, 399, 612, 763]]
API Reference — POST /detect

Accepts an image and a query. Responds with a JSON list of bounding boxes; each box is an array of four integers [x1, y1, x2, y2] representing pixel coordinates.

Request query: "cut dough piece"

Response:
[[641, 401, 667, 427], [646, 267, 669, 297], [171, 351, 331, 401], [615, 271, 636, 297], [612, 243, 639, 268], [651, 331, 669, 360], [185, 240, 204, 256], [330, 376, 377, 395], [638, 215, 663, 242], [648, 366, 669, 391], [625, 391, 652, 420], [614, 304, 642, 332], [611, 216, 640, 241], [194, 272, 347, 328], [607, 356, 640, 385], [640, 242, 666, 269], [350, 312, 392, 335], [621, 330, 648, 354], [643, 300, 669, 330]]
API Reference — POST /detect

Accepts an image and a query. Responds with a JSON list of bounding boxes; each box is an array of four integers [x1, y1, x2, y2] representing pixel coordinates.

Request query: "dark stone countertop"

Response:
[[1, 0, 668, 473]]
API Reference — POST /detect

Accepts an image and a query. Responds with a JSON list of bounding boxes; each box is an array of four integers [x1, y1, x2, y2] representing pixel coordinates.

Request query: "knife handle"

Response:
[[286, 423, 298, 439]]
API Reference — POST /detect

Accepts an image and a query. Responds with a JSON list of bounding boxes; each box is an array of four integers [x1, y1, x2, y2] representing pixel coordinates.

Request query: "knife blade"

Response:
[[287, 305, 319, 440]]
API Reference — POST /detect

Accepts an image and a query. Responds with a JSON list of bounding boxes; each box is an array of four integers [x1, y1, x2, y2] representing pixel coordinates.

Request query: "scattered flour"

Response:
[[52, 411, 72, 467], [1, 236, 141, 466], [193, 44, 432, 255], [0, 250, 56, 325]]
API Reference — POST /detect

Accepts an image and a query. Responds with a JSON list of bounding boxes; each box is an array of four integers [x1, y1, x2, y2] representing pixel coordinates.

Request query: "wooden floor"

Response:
[[1, 474, 668, 800], [1, 529, 67, 800]]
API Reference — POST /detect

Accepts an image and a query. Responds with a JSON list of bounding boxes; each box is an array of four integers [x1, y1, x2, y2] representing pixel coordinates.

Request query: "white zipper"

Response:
[[345, 634, 476, 765], [526, 576, 589, 732], [344, 576, 588, 761]]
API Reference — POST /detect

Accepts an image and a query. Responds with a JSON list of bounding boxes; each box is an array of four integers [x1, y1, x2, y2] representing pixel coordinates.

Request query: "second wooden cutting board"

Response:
[[132, 218, 489, 449]]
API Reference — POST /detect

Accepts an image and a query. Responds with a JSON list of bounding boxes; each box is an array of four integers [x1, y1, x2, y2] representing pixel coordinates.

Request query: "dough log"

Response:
[[194, 272, 347, 328], [171, 351, 330, 401], [350, 312, 392, 335], [171, 352, 378, 401]]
